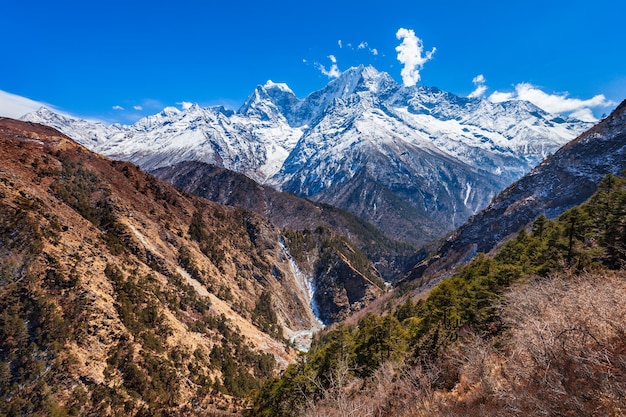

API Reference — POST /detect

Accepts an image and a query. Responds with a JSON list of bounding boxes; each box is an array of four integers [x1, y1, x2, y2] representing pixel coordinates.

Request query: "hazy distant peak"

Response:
[[0, 90, 51, 119]]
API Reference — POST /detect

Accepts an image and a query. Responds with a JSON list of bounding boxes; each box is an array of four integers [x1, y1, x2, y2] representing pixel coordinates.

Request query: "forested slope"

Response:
[[249, 173, 626, 417]]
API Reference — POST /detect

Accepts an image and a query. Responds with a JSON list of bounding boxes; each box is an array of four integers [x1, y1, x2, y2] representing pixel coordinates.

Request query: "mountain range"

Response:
[[22, 65, 591, 245], [406, 98, 626, 287], [2, 65, 625, 416]]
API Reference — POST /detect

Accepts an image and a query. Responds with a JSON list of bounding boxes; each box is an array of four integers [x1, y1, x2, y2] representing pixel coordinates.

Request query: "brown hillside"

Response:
[[0, 118, 323, 415]]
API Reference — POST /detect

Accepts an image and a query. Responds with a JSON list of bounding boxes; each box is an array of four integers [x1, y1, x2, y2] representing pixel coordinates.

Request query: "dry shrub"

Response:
[[501, 271, 626, 416], [299, 272, 626, 416], [435, 272, 626, 416], [298, 354, 371, 417], [298, 359, 446, 417], [428, 335, 511, 417], [404, 272, 626, 417]]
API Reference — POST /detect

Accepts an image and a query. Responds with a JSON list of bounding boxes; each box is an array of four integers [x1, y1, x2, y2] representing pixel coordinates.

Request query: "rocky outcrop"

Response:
[[313, 250, 385, 324]]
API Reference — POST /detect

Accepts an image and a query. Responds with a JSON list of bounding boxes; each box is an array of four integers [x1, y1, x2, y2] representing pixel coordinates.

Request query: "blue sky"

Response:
[[1, 0, 624, 123]]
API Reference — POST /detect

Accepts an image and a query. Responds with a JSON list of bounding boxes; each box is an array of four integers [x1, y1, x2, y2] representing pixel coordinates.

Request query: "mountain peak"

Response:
[[339, 65, 395, 89], [345, 64, 384, 80], [239, 79, 299, 121], [25, 106, 77, 123], [316, 65, 398, 103], [34, 106, 55, 115], [338, 64, 379, 76], [179, 102, 202, 112], [263, 80, 294, 95]]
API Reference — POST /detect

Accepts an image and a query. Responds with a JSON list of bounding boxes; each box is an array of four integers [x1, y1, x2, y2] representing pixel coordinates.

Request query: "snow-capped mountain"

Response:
[[24, 92, 304, 184], [22, 65, 591, 244], [406, 98, 626, 285], [270, 67, 589, 242]]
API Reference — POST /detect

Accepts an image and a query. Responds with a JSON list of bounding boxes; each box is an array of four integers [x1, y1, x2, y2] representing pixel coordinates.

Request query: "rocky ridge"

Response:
[[152, 160, 420, 283]]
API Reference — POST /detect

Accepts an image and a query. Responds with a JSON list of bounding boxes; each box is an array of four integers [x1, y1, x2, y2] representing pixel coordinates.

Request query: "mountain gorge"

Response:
[[23, 65, 590, 245], [0, 118, 390, 415], [151, 160, 419, 283]]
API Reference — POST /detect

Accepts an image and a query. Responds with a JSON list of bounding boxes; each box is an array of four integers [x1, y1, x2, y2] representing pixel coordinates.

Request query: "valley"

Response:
[[2, 0, 624, 413], [1, 73, 624, 416]]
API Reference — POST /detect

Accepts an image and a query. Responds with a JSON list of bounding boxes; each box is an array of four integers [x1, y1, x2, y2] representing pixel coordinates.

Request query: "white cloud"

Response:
[[469, 85, 488, 99], [338, 40, 343, 48], [179, 101, 194, 110], [489, 82, 616, 121], [514, 83, 613, 115], [488, 91, 515, 102], [468, 74, 488, 98], [112, 105, 124, 111], [133, 105, 143, 111], [473, 74, 486, 84], [352, 40, 378, 55], [0, 90, 52, 118], [569, 108, 596, 122], [316, 55, 341, 79], [395, 28, 436, 86]]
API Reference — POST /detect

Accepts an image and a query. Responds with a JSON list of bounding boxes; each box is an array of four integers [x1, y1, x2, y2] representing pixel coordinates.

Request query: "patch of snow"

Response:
[[464, 182, 472, 207]]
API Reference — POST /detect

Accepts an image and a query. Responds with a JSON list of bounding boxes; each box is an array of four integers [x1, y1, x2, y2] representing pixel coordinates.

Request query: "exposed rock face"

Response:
[[406, 99, 626, 287], [313, 251, 385, 324]]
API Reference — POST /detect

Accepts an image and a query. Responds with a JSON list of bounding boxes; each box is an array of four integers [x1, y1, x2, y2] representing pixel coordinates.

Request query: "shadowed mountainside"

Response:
[[152, 161, 421, 283]]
